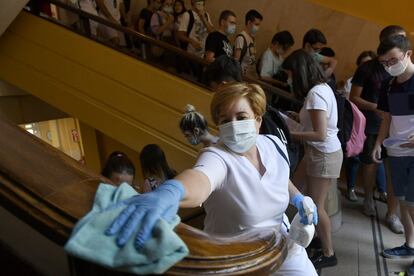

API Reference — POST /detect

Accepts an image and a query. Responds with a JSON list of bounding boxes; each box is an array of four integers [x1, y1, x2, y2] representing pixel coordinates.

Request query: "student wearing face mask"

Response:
[[150, 0, 177, 64], [106, 83, 318, 276], [302, 29, 337, 78], [373, 35, 414, 274], [150, 0, 175, 42], [179, 104, 218, 147], [204, 10, 237, 63], [177, 0, 214, 57], [350, 25, 406, 232], [136, 0, 161, 36], [234, 10, 263, 79], [259, 31, 295, 88]]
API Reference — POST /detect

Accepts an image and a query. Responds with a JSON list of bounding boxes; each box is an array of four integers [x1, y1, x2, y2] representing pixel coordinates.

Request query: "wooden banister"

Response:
[[0, 116, 287, 275]]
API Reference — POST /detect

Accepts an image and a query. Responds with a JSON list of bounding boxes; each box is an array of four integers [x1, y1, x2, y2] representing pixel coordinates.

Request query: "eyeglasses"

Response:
[[379, 53, 406, 67]]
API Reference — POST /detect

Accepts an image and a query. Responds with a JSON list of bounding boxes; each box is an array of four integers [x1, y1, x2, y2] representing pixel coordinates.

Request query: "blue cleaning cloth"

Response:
[[64, 183, 189, 275]]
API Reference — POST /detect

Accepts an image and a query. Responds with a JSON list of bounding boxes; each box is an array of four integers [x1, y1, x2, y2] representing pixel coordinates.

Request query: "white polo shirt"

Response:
[[193, 135, 290, 235]]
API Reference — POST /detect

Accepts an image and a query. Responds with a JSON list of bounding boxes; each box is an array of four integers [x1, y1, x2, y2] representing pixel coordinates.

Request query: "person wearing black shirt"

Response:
[[204, 10, 237, 63], [350, 25, 406, 229], [136, 0, 161, 35]]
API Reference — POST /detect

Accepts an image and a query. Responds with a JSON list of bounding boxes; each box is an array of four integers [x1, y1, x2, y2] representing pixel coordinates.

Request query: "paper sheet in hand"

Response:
[[279, 112, 303, 132], [383, 137, 409, 148]]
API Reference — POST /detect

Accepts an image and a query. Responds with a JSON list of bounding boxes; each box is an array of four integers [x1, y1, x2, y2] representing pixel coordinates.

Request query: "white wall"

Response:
[[0, 0, 30, 36]]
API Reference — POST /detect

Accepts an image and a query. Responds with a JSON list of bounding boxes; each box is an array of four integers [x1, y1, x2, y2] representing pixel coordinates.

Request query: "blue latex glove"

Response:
[[105, 180, 185, 249], [292, 194, 318, 225]]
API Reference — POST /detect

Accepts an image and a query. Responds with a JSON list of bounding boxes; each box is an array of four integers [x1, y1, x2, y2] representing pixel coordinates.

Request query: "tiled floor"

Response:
[[320, 193, 411, 276]]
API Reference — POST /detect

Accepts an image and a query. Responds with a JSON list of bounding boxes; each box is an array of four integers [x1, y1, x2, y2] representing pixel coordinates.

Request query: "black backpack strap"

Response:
[[187, 10, 195, 37], [236, 34, 247, 63], [387, 77, 396, 95], [265, 135, 290, 167]]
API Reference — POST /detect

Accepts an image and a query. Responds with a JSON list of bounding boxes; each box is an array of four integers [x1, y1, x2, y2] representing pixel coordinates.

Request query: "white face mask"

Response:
[[384, 55, 409, 77], [219, 119, 257, 153], [251, 25, 259, 35], [163, 5, 173, 14], [226, 24, 236, 35]]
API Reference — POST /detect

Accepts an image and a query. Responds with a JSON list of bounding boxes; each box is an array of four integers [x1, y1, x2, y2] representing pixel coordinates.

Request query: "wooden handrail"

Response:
[[0, 116, 287, 275], [27, 0, 301, 106]]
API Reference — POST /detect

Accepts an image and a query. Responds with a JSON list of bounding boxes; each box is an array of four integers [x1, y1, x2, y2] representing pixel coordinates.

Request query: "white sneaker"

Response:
[[386, 214, 404, 234], [363, 197, 376, 217], [379, 192, 388, 202], [347, 189, 358, 202]]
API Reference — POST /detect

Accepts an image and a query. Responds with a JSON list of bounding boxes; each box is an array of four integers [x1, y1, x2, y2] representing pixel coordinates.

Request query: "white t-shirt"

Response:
[[193, 135, 290, 235], [299, 83, 341, 153], [78, 0, 98, 15], [99, 0, 121, 21], [235, 31, 258, 79], [259, 48, 283, 78], [178, 10, 212, 57]]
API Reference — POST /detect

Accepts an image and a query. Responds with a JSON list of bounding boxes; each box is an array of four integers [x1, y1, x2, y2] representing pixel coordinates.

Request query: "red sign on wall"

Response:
[[71, 129, 80, 143]]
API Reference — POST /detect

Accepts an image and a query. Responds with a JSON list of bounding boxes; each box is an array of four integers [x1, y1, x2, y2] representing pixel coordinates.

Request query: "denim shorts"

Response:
[[388, 156, 414, 205]]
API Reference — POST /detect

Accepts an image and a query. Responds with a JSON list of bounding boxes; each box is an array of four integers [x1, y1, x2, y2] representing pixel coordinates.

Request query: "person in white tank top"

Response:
[[106, 83, 318, 275]]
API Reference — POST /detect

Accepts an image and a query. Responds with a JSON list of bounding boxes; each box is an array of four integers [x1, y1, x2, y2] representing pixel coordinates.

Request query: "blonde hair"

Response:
[[179, 104, 208, 133], [210, 83, 266, 125]]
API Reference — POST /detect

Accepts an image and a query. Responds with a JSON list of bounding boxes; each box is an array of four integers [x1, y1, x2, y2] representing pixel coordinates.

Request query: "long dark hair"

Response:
[[282, 49, 326, 100], [101, 151, 135, 179], [174, 0, 186, 20], [139, 144, 176, 181]]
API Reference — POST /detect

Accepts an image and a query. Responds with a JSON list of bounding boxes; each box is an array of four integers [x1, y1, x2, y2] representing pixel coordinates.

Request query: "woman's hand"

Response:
[[292, 194, 318, 225], [105, 180, 184, 249], [372, 143, 383, 163], [401, 134, 414, 148], [286, 111, 299, 122]]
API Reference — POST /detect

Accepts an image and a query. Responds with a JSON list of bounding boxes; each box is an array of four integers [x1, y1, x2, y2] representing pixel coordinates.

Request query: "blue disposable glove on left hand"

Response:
[[105, 179, 185, 249], [292, 194, 318, 225]]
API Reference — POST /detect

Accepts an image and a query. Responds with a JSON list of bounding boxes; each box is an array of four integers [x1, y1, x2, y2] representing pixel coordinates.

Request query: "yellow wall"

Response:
[[0, 12, 211, 173], [308, 0, 414, 35]]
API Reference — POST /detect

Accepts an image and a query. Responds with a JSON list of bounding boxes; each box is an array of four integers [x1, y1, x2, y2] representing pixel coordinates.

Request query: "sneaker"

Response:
[[408, 261, 414, 276], [379, 192, 388, 202], [386, 214, 404, 234], [383, 244, 414, 259], [363, 197, 376, 217], [311, 252, 338, 269], [347, 189, 358, 202]]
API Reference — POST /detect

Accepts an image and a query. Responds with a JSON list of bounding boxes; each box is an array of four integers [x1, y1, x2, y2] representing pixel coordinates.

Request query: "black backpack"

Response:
[[335, 92, 353, 150], [260, 105, 301, 176], [179, 10, 195, 50]]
